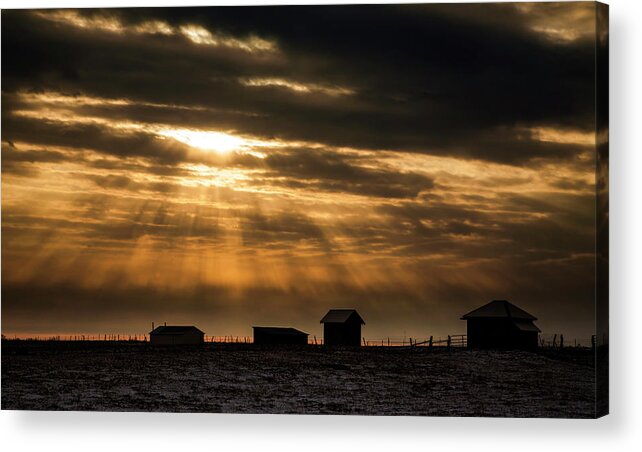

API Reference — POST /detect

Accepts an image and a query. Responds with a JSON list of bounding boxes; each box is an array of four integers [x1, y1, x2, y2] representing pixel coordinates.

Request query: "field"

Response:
[[1, 341, 596, 417]]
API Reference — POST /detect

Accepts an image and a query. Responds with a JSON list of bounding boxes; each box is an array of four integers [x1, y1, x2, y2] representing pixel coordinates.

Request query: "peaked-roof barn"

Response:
[[320, 309, 365, 324], [460, 300, 537, 320]]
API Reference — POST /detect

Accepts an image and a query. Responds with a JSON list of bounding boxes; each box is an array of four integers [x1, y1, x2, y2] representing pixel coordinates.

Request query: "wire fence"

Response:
[[2, 332, 607, 350], [1, 334, 149, 342], [206, 335, 469, 347], [1, 333, 464, 347], [538, 333, 607, 349]]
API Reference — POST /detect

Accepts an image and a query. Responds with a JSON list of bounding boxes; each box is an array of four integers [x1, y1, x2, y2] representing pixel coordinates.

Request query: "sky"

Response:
[[1, 3, 605, 341]]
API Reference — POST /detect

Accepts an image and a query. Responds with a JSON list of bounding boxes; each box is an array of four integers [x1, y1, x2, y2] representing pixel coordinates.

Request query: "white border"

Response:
[[2, 0, 641, 451]]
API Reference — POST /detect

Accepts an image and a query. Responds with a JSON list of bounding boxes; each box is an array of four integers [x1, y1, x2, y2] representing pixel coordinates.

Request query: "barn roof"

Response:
[[149, 325, 204, 335], [320, 309, 365, 324], [252, 326, 309, 336], [460, 300, 537, 320]]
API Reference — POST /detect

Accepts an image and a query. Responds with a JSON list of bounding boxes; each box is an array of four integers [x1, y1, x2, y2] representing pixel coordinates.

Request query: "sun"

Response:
[[158, 129, 247, 154]]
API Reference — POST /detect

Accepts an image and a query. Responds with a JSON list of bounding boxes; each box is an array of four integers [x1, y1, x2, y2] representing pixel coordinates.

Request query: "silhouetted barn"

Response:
[[149, 326, 204, 346], [461, 300, 540, 350], [253, 327, 309, 345], [320, 309, 365, 346]]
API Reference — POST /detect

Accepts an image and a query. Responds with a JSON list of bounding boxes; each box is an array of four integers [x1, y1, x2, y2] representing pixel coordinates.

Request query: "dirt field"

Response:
[[1, 341, 596, 417]]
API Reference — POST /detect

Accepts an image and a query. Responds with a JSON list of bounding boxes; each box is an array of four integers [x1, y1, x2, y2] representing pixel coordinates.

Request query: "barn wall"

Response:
[[467, 319, 538, 350], [323, 321, 361, 346], [150, 331, 204, 346], [151, 335, 171, 346]]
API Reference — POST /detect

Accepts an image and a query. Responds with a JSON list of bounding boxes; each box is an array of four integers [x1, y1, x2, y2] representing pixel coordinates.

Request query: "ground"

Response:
[[1, 341, 596, 417]]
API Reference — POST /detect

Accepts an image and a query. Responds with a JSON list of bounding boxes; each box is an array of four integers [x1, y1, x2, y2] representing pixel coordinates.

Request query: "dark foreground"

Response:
[[1, 341, 596, 417]]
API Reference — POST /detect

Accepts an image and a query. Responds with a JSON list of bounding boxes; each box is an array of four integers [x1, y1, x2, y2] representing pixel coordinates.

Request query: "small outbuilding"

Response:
[[149, 325, 204, 346], [253, 327, 309, 345], [320, 309, 365, 346], [461, 300, 540, 350]]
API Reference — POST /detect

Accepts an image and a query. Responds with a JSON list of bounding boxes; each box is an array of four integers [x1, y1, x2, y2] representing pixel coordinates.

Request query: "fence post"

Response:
[[447, 335, 451, 350], [560, 334, 564, 349], [363, 337, 366, 346], [552, 334, 557, 348], [591, 334, 596, 352]]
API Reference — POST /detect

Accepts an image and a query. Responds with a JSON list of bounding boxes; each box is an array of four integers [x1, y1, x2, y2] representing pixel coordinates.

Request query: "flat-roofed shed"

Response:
[[253, 326, 309, 345], [149, 325, 205, 346]]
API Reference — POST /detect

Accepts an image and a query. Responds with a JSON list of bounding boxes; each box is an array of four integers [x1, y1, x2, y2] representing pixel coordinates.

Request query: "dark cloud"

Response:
[[1, 142, 71, 176], [1, 5, 596, 163], [263, 148, 434, 198], [2, 115, 189, 164], [376, 191, 596, 261], [239, 209, 329, 250]]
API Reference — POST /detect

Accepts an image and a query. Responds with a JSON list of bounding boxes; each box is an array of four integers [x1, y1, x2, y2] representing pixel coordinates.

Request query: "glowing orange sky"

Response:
[[1, 4, 604, 341]]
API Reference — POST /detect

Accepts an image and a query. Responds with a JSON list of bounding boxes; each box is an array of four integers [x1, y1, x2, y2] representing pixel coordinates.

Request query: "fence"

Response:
[[359, 334, 467, 348], [538, 333, 606, 349], [1, 334, 149, 342], [209, 335, 469, 347], [207, 336, 253, 344], [3, 332, 605, 350], [3, 333, 467, 347]]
